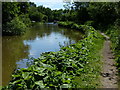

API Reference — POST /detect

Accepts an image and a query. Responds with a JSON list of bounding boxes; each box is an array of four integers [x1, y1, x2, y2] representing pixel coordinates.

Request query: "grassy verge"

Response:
[[3, 22, 104, 89], [106, 25, 120, 70]]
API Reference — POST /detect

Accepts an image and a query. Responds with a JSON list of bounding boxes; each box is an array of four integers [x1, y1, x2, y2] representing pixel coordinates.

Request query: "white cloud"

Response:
[[30, 0, 63, 3], [30, 0, 64, 10]]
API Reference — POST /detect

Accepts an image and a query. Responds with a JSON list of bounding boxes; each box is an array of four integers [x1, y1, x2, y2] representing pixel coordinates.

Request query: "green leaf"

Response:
[[35, 81, 45, 88], [55, 71, 62, 76], [60, 84, 70, 88], [22, 72, 30, 80], [12, 75, 21, 78], [10, 79, 23, 84]]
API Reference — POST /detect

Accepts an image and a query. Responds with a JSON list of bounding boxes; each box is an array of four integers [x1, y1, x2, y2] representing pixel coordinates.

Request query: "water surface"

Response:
[[2, 23, 83, 86]]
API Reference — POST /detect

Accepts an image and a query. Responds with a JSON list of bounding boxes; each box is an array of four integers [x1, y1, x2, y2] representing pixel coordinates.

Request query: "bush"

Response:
[[3, 17, 27, 35], [29, 12, 44, 22], [19, 14, 31, 27], [84, 21, 94, 26], [58, 21, 95, 33], [114, 19, 120, 26], [42, 15, 48, 22]]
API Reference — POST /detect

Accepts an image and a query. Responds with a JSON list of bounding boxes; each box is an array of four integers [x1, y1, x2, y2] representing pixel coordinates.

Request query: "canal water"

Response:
[[2, 23, 83, 86]]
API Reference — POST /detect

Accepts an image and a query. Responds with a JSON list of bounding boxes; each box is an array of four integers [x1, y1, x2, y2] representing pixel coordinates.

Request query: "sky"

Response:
[[30, 0, 67, 10]]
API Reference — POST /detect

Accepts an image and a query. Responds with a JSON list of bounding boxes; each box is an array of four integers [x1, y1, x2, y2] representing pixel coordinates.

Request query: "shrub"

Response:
[[84, 21, 94, 26], [42, 15, 48, 22], [19, 14, 31, 27], [29, 12, 44, 22], [3, 17, 27, 35]]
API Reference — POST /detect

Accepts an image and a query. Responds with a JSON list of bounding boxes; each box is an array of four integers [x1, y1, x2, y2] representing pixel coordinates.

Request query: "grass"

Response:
[[74, 32, 104, 88]]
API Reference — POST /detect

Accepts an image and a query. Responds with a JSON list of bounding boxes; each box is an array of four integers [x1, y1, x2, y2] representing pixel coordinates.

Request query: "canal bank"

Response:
[[2, 23, 83, 86], [2, 23, 105, 89]]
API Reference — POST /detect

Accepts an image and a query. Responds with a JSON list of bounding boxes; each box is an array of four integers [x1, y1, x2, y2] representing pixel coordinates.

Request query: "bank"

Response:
[[3, 22, 105, 89]]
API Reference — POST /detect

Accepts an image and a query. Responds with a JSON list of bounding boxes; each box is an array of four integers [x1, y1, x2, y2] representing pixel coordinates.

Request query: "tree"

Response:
[[87, 2, 117, 27], [2, 2, 20, 25], [30, 12, 44, 22]]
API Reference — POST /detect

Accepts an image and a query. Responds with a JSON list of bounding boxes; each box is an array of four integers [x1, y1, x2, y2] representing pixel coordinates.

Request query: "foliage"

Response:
[[18, 2, 30, 14], [19, 14, 31, 27], [3, 23, 104, 89], [2, 2, 31, 36], [87, 2, 118, 28], [106, 25, 120, 70], [3, 2, 120, 35], [29, 12, 44, 22], [59, 2, 120, 28], [37, 6, 52, 22], [3, 17, 27, 35], [58, 21, 95, 33], [84, 21, 94, 27], [2, 2, 20, 25]]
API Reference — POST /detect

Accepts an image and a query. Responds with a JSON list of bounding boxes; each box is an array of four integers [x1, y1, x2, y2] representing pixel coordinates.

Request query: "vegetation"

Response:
[[2, 1, 120, 89], [3, 2, 120, 35], [2, 24, 104, 89], [106, 25, 120, 71], [3, 17, 27, 35], [57, 2, 120, 71], [2, 2, 31, 35]]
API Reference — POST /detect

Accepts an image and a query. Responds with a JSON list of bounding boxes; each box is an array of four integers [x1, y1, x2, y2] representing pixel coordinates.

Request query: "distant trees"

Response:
[[2, 2, 120, 35], [61, 2, 120, 29], [87, 2, 118, 28]]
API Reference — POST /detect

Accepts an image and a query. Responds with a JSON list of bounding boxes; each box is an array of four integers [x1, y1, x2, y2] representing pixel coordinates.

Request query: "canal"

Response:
[[2, 23, 83, 86]]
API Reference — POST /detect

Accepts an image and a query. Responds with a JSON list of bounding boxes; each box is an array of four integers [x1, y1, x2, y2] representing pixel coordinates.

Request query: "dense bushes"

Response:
[[3, 17, 27, 35], [2, 2, 31, 36], [3, 24, 104, 89], [29, 12, 44, 22], [19, 14, 31, 27]]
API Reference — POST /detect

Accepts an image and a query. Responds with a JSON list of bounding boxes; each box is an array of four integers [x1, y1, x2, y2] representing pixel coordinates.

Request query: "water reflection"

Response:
[[2, 36, 29, 86], [2, 23, 83, 86]]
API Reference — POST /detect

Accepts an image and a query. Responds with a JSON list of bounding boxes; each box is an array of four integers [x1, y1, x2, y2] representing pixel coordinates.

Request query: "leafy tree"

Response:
[[87, 2, 117, 28], [2, 2, 31, 35], [3, 17, 27, 35], [18, 2, 30, 14], [37, 6, 52, 21], [30, 12, 44, 22], [2, 2, 20, 25]]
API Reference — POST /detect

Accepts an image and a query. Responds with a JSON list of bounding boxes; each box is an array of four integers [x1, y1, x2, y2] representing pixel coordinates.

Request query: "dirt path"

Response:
[[100, 33, 118, 88]]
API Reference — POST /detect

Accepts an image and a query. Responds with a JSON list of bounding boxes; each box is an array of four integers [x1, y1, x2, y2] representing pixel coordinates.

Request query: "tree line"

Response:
[[2, 2, 120, 35]]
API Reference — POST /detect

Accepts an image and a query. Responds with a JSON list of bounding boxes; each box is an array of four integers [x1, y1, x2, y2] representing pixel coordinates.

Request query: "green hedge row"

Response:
[[3, 23, 104, 89]]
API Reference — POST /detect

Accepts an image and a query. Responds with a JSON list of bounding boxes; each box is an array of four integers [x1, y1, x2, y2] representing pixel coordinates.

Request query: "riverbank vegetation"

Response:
[[3, 24, 104, 89], [2, 1, 120, 88], [2, 2, 63, 35], [3, 2, 120, 35]]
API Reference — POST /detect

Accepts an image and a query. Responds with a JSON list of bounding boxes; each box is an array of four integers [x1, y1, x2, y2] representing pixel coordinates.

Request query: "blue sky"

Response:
[[30, 0, 66, 10]]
